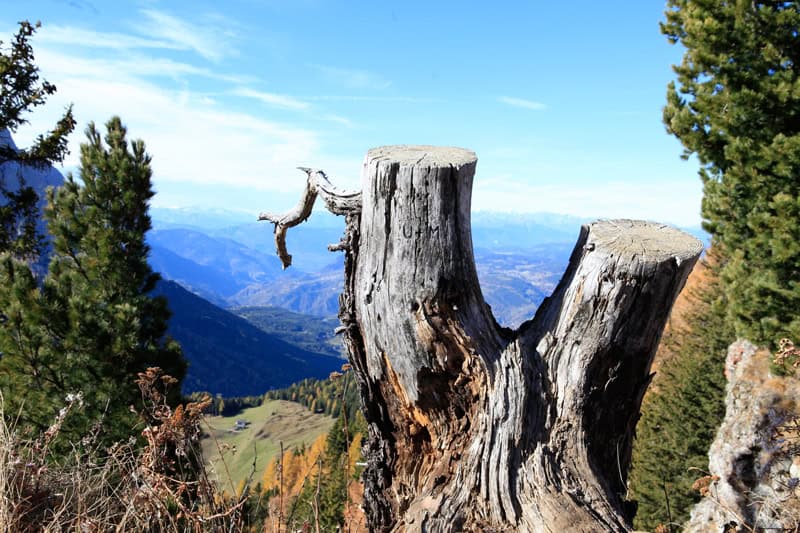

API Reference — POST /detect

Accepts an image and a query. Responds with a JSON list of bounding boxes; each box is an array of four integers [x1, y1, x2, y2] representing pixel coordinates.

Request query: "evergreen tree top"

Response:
[[0, 21, 75, 167], [662, 1, 800, 345]]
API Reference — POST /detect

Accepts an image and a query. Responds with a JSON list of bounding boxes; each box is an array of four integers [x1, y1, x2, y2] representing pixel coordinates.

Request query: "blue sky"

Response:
[[3, 1, 703, 226]]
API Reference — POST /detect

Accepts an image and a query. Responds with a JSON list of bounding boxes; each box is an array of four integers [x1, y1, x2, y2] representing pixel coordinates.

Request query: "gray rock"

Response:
[[687, 339, 800, 532]]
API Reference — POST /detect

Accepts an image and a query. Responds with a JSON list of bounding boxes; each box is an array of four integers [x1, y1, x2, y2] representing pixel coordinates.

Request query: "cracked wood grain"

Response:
[[261, 145, 703, 532]]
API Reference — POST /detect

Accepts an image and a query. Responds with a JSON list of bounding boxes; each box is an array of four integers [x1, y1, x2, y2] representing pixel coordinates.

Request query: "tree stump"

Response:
[[260, 145, 703, 532]]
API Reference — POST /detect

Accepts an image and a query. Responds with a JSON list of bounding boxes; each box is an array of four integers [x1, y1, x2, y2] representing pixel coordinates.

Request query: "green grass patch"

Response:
[[200, 399, 334, 490]]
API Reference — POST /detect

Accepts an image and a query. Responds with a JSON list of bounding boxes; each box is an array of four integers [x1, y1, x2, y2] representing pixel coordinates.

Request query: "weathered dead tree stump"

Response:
[[260, 146, 703, 532]]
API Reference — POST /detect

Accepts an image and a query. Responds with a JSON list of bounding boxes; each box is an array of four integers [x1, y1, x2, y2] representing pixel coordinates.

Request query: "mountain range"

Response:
[[0, 144, 346, 397], [147, 208, 603, 327], [3, 142, 707, 397], [146, 208, 710, 389]]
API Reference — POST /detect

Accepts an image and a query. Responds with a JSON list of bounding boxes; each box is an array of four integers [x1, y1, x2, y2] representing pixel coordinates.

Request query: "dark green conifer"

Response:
[[0, 21, 75, 167], [632, 5, 800, 525], [662, 0, 800, 345], [0, 118, 186, 445], [628, 261, 732, 530], [0, 21, 75, 260]]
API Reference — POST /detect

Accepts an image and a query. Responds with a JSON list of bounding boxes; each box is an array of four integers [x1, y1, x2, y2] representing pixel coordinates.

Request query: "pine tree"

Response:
[[631, 3, 800, 528], [0, 117, 185, 445], [662, 1, 800, 345], [0, 21, 75, 260], [628, 257, 733, 531]]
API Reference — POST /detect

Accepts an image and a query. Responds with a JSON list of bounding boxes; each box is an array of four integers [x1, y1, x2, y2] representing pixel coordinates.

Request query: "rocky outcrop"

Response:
[[687, 340, 800, 532]]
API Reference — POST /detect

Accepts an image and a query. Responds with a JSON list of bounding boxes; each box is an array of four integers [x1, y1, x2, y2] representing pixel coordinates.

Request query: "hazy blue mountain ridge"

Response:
[[148, 207, 709, 329], [149, 208, 586, 327]]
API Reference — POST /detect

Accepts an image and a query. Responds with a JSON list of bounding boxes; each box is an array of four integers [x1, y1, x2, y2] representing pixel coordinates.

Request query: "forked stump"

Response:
[[260, 145, 703, 532]]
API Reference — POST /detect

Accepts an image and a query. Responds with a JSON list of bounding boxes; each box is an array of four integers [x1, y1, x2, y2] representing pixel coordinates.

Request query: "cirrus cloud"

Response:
[[498, 96, 547, 110]]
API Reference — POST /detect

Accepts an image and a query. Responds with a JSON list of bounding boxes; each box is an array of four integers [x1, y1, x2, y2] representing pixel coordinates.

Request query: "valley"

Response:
[[200, 399, 335, 490], [154, 280, 343, 396]]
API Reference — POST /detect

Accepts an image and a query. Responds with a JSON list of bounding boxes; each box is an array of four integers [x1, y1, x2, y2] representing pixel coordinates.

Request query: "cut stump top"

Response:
[[589, 219, 704, 264], [366, 145, 477, 168]]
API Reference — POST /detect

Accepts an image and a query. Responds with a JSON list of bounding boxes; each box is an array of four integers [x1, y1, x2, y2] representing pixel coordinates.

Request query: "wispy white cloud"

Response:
[[14, 45, 328, 196], [308, 95, 436, 103], [35, 10, 239, 64], [233, 87, 311, 110], [31, 76, 321, 193], [312, 64, 391, 90], [138, 9, 238, 62], [36, 47, 248, 85], [232, 88, 356, 126], [498, 96, 547, 110], [320, 114, 353, 127], [37, 25, 181, 51]]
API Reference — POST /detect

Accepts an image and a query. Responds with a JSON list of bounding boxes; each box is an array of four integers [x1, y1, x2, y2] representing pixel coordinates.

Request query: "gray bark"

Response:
[[261, 145, 703, 532], [259, 167, 361, 268]]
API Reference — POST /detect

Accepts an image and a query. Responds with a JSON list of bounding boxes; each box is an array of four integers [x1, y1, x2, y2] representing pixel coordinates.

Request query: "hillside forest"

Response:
[[0, 2, 799, 531]]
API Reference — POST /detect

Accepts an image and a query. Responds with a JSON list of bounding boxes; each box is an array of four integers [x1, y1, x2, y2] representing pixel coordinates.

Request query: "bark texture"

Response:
[[261, 145, 704, 532]]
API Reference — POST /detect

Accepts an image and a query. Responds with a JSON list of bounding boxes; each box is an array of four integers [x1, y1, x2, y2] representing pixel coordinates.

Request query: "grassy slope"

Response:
[[200, 399, 334, 490], [647, 257, 711, 381]]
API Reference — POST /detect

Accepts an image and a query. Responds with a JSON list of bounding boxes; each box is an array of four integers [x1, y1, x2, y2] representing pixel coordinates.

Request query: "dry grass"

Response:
[[0, 368, 249, 532], [0, 368, 368, 532]]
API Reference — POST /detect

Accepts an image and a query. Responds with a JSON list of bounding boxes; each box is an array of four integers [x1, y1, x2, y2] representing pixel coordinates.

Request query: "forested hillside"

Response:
[[154, 280, 342, 396], [234, 306, 343, 358], [629, 256, 732, 528]]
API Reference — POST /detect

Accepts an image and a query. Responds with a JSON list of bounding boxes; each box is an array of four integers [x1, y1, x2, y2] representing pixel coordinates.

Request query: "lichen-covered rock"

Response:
[[686, 340, 800, 532]]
